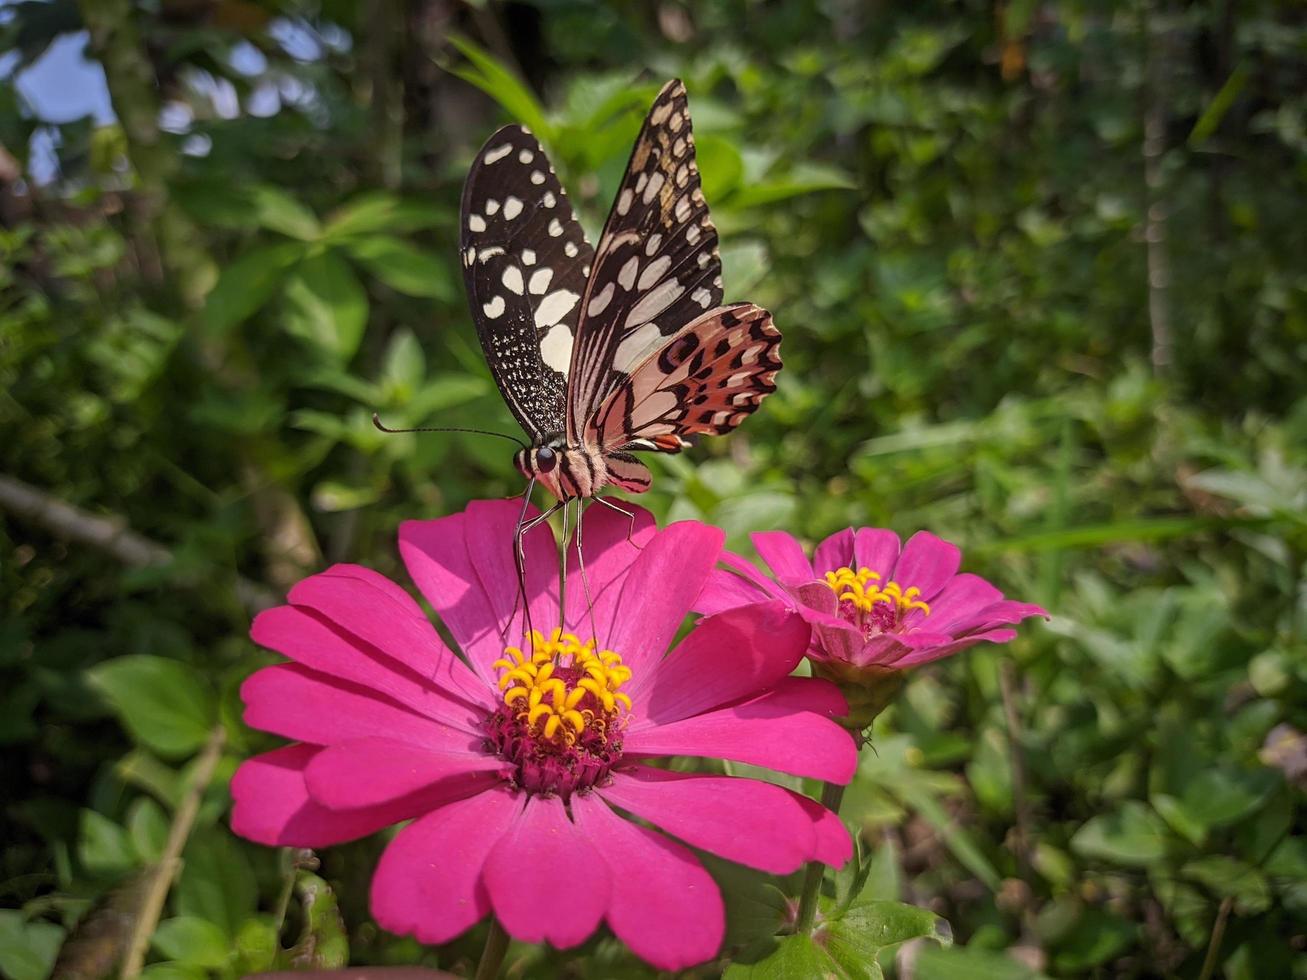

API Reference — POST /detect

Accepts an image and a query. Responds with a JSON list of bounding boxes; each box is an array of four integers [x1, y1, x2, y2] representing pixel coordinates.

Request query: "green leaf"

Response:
[[408, 376, 492, 419], [914, 944, 1049, 980], [322, 192, 449, 239], [448, 36, 551, 139], [343, 234, 455, 300], [200, 241, 304, 335], [235, 917, 279, 973], [730, 162, 858, 209], [77, 808, 135, 876], [832, 901, 951, 949], [1182, 856, 1272, 915], [701, 855, 790, 949], [824, 902, 950, 978], [1049, 909, 1136, 972], [1189, 64, 1250, 145], [0, 911, 65, 980], [381, 327, 425, 394], [248, 185, 321, 240], [695, 134, 745, 202], [126, 796, 168, 864], [725, 933, 839, 979], [86, 656, 214, 758], [151, 916, 231, 968], [282, 249, 370, 362], [311, 479, 384, 512], [176, 829, 257, 940], [1152, 766, 1277, 845], [1070, 802, 1172, 867]]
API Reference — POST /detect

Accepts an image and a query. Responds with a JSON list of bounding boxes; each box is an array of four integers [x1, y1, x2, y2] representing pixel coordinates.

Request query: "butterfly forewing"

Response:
[[564, 79, 724, 443], [461, 125, 594, 438], [587, 303, 782, 453]]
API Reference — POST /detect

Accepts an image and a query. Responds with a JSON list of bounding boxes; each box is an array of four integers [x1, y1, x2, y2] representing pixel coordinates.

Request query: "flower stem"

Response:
[[474, 917, 511, 980], [794, 780, 847, 935]]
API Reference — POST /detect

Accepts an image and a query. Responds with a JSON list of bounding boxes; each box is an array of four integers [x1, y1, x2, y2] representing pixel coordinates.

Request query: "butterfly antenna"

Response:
[[372, 413, 527, 449]]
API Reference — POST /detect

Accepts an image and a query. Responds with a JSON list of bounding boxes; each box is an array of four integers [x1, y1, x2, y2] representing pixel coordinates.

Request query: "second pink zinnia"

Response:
[[230, 500, 856, 970]]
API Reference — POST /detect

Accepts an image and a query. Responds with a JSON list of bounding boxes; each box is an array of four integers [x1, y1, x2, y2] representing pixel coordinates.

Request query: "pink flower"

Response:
[[230, 501, 855, 970], [699, 527, 1047, 673]]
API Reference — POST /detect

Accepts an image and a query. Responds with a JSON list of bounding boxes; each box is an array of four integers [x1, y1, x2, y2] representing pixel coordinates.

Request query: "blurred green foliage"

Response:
[[2, 0, 1306, 977]]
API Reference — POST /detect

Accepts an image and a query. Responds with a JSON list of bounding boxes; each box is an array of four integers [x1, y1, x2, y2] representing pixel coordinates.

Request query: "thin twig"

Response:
[[1142, 0, 1174, 378], [119, 725, 227, 979], [1197, 896, 1234, 980], [0, 473, 276, 612], [999, 657, 1034, 884]]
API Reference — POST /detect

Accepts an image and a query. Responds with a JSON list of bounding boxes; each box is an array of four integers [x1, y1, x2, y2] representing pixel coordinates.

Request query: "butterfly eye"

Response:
[[535, 445, 558, 472]]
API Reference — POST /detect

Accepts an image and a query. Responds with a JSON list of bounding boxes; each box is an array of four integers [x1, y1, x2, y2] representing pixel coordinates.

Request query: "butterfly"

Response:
[[459, 79, 782, 505]]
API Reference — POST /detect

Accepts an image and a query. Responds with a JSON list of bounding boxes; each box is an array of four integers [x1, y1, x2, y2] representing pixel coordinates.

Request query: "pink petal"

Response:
[[398, 503, 554, 688], [370, 786, 520, 945], [751, 531, 814, 584], [854, 528, 902, 578], [482, 795, 609, 949], [891, 627, 1019, 667], [957, 599, 1049, 634], [921, 573, 1004, 632], [463, 497, 560, 644], [562, 499, 657, 628], [748, 676, 848, 721], [623, 698, 858, 783], [812, 528, 855, 576], [600, 766, 825, 874], [571, 793, 723, 970], [251, 605, 488, 731], [812, 619, 866, 664], [288, 565, 489, 710], [789, 791, 854, 868], [241, 664, 476, 751], [231, 745, 424, 847], [694, 551, 788, 616], [304, 736, 508, 810], [890, 531, 961, 600], [598, 521, 724, 680], [627, 601, 808, 727]]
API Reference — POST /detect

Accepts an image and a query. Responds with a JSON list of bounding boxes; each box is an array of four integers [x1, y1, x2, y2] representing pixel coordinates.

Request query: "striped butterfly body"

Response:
[[460, 79, 782, 503]]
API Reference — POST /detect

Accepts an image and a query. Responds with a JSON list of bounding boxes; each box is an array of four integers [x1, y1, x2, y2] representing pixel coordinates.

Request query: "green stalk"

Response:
[[473, 918, 511, 980], [794, 780, 847, 935]]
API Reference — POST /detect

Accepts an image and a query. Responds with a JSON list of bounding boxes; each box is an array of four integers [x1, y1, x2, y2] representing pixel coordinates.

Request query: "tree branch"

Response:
[[119, 726, 227, 980], [0, 473, 276, 613]]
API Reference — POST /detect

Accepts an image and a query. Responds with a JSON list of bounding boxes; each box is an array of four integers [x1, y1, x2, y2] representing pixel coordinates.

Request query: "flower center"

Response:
[[486, 628, 631, 798], [824, 565, 930, 635]]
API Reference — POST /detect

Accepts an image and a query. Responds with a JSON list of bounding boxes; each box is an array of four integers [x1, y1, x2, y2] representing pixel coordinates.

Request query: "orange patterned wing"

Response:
[[587, 304, 782, 456]]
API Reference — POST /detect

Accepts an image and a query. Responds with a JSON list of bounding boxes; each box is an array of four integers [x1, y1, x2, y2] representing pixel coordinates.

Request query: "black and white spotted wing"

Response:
[[461, 126, 594, 438], [563, 79, 723, 445]]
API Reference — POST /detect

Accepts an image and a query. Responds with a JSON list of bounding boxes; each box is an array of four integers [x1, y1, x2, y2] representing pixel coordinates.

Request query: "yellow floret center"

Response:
[[824, 565, 931, 617], [492, 628, 632, 744]]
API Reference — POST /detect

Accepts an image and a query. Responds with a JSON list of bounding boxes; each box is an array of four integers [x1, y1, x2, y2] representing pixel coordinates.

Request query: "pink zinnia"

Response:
[[230, 501, 855, 970], [698, 527, 1047, 672]]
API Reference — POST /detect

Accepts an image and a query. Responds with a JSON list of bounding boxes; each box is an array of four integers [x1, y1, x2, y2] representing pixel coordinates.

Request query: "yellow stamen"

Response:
[[824, 565, 931, 618], [495, 628, 634, 744]]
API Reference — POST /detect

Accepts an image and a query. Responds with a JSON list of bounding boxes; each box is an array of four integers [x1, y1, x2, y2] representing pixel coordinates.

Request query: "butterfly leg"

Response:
[[558, 495, 571, 634], [515, 496, 566, 653], [574, 498, 601, 642], [594, 494, 642, 550]]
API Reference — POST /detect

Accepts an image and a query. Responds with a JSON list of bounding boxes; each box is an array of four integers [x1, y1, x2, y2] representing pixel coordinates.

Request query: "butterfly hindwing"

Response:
[[587, 303, 781, 456], [564, 79, 723, 443], [461, 125, 594, 438]]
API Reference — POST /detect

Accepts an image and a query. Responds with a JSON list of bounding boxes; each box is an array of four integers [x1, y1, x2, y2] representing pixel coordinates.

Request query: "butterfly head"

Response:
[[515, 434, 607, 501]]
